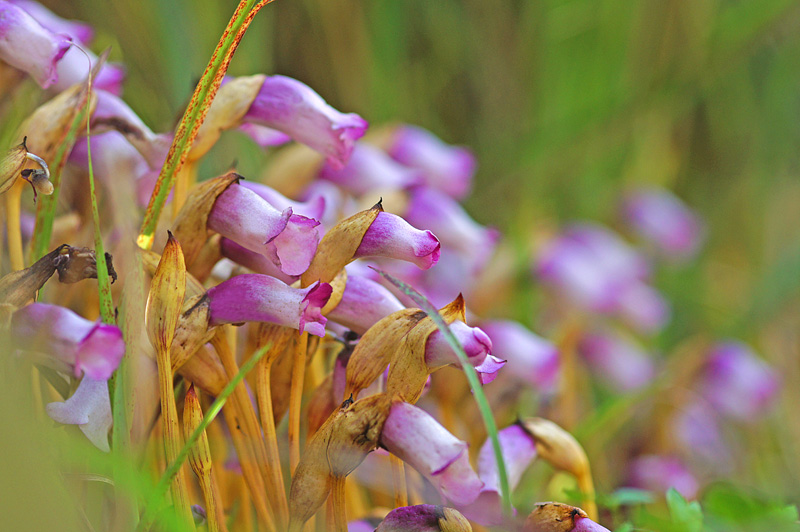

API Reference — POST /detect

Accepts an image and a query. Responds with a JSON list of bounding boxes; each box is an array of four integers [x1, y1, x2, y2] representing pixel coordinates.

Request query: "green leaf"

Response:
[[667, 488, 704, 532]]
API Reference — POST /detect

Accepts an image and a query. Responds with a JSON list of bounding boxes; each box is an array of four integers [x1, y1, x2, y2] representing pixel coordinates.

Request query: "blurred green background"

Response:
[[27, 0, 800, 507]]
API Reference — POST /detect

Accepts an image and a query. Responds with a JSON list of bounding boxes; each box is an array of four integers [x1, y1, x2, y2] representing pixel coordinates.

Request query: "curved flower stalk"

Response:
[[524, 502, 610, 532], [207, 273, 332, 337], [462, 423, 538, 526], [46, 375, 112, 451], [0, 1, 71, 88], [622, 186, 705, 262], [10, 302, 124, 379], [326, 271, 406, 334], [479, 320, 560, 393], [380, 401, 483, 507], [208, 182, 321, 276], [627, 454, 699, 499], [374, 505, 473, 532], [243, 75, 368, 169], [386, 124, 477, 199], [700, 341, 779, 422], [318, 142, 423, 196], [578, 330, 655, 392]]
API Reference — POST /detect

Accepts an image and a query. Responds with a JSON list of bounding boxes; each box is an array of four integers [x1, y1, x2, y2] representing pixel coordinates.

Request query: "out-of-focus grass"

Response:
[[31, 0, 800, 514]]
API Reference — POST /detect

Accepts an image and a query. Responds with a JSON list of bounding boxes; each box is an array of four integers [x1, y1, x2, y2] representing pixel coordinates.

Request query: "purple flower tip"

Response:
[[356, 211, 441, 270], [573, 516, 612, 532], [300, 281, 333, 337]]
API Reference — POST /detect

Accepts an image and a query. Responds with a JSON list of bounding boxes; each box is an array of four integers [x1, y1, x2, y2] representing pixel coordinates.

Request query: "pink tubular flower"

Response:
[[404, 187, 498, 273], [10, 303, 125, 380], [479, 320, 560, 393], [46, 376, 112, 452], [628, 454, 698, 499], [573, 516, 612, 532], [242, 75, 368, 169], [425, 321, 504, 383], [579, 330, 655, 392], [219, 237, 297, 284], [616, 281, 671, 334], [622, 186, 705, 262], [237, 123, 291, 147], [208, 183, 320, 276], [355, 211, 441, 270], [701, 341, 780, 422], [388, 125, 477, 199], [8, 0, 93, 44], [318, 143, 423, 196], [0, 1, 71, 88], [380, 401, 483, 506], [207, 274, 332, 337], [463, 423, 537, 525], [53, 45, 125, 94], [326, 272, 405, 335], [239, 180, 327, 221]]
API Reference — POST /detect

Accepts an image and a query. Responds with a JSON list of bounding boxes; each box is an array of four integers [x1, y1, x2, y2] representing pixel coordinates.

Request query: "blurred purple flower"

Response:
[[0, 1, 71, 88], [622, 187, 704, 262], [701, 341, 780, 422], [242, 75, 368, 169], [319, 142, 422, 196], [207, 274, 332, 337], [479, 320, 560, 393], [11, 302, 125, 380], [46, 376, 112, 451], [380, 401, 483, 506], [627, 454, 699, 499], [388, 125, 476, 199], [578, 330, 655, 392]]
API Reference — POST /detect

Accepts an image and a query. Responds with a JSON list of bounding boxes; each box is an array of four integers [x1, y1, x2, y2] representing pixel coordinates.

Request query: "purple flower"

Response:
[[479, 320, 560, 393], [0, 1, 71, 88], [319, 143, 423, 196], [672, 400, 732, 473], [239, 180, 327, 221], [425, 321, 504, 384], [380, 401, 483, 506], [463, 423, 537, 525], [404, 187, 498, 274], [701, 341, 780, 422], [326, 271, 406, 334], [208, 183, 320, 276], [11, 302, 125, 380], [615, 281, 671, 334], [375, 505, 468, 532], [388, 125, 477, 199], [628, 455, 699, 499], [355, 211, 441, 270], [219, 237, 297, 284], [242, 75, 368, 169], [347, 520, 377, 532], [579, 330, 655, 392], [573, 516, 611, 532], [46, 376, 112, 451], [53, 45, 126, 94], [237, 123, 291, 147], [622, 187, 705, 262], [8, 0, 93, 44], [207, 273, 332, 337]]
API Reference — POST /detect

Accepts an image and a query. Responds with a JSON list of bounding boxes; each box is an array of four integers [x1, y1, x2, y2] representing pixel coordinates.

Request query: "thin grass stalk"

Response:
[[389, 454, 408, 508], [5, 179, 24, 270], [209, 468, 229, 532], [288, 331, 308, 476], [137, 0, 274, 250], [138, 343, 271, 531], [211, 330, 284, 529], [330, 475, 347, 532], [376, 269, 513, 515]]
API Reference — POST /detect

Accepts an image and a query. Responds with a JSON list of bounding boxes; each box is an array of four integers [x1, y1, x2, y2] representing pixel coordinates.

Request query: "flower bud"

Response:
[[145, 231, 186, 355], [520, 418, 590, 481], [183, 384, 212, 476]]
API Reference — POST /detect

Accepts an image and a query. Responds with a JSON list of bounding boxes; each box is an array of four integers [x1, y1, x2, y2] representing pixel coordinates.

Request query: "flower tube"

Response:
[[239, 180, 327, 221], [622, 186, 705, 262], [208, 183, 320, 276], [326, 272, 406, 334], [463, 423, 538, 525], [0, 1, 72, 88], [10, 302, 125, 380], [8, 0, 93, 44], [318, 142, 422, 196], [242, 75, 368, 168], [578, 330, 655, 392], [479, 320, 560, 393], [46, 375, 112, 451], [354, 211, 441, 270], [207, 273, 332, 337], [425, 320, 504, 384], [380, 401, 483, 506], [700, 341, 780, 422], [219, 237, 297, 284], [387, 125, 477, 199]]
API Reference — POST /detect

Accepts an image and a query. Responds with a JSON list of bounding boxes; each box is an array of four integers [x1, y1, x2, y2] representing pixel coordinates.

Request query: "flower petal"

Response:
[[46, 376, 112, 452], [355, 211, 441, 270]]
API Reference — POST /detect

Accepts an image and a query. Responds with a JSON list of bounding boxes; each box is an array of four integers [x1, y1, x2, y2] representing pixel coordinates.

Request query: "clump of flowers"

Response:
[[0, 2, 787, 532]]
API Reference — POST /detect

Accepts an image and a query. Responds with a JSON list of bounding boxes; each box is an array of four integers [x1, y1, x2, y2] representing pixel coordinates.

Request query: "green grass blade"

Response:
[[374, 268, 513, 515], [137, 342, 271, 531]]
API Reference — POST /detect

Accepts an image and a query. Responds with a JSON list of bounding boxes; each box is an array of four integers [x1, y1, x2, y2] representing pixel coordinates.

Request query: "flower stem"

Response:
[[5, 179, 24, 271], [288, 331, 308, 476], [389, 454, 408, 508], [330, 475, 347, 532]]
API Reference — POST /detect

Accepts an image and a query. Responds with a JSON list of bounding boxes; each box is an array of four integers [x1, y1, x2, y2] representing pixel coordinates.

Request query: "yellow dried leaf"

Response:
[[145, 231, 186, 355]]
